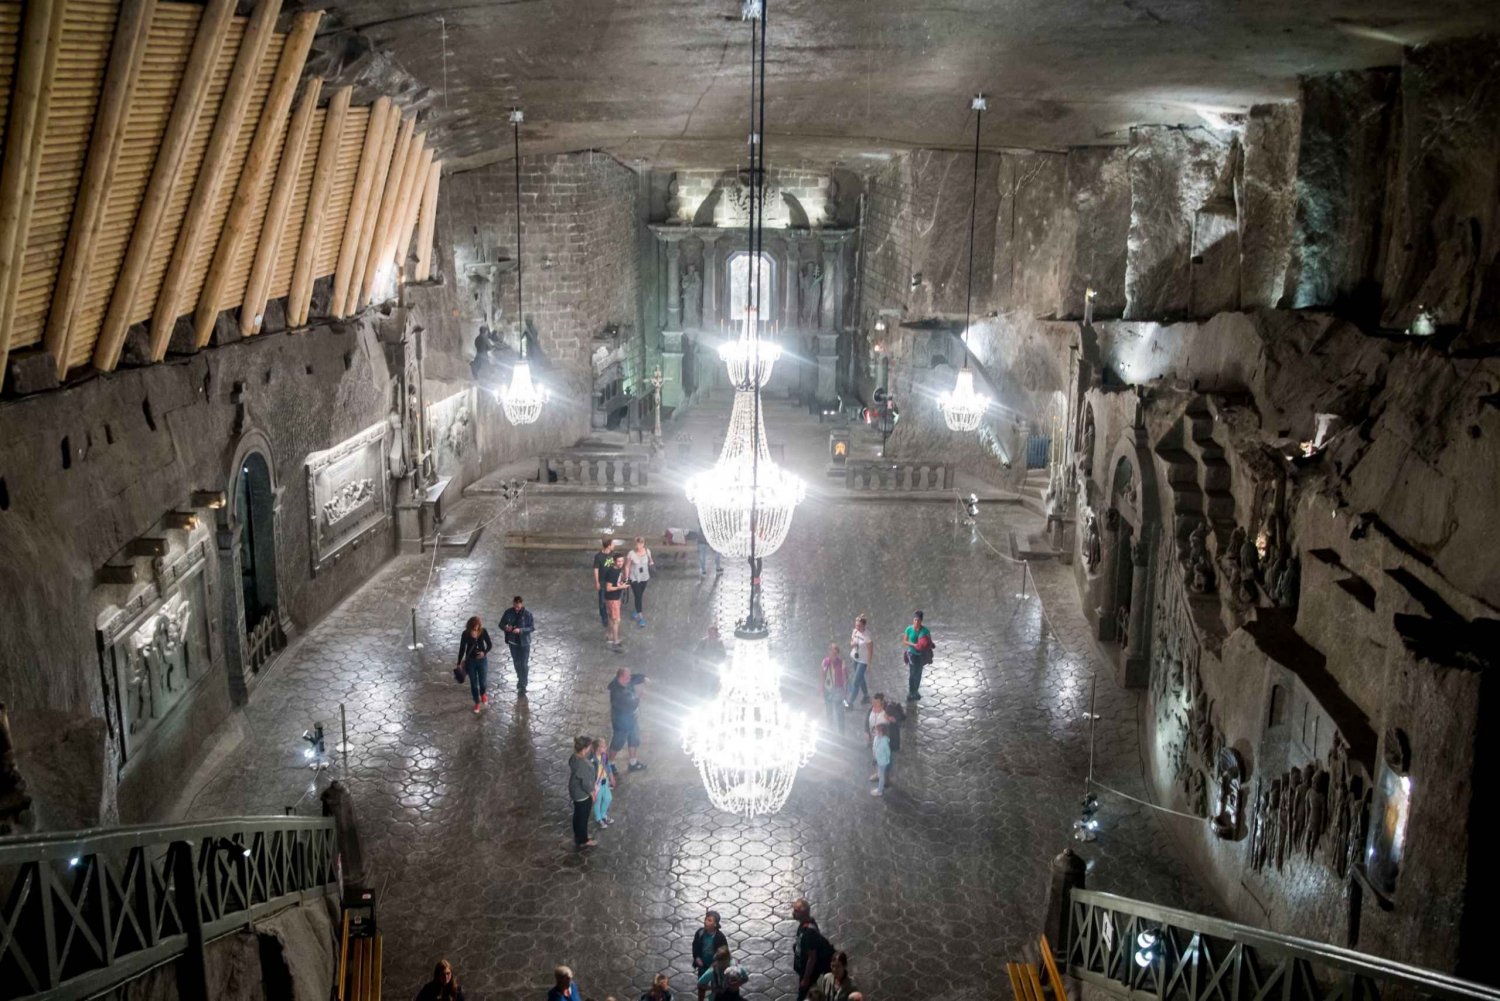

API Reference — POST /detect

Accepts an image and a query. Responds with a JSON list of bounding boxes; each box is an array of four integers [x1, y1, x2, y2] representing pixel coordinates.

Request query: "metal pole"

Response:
[[339, 703, 350, 776], [1021, 560, 1030, 599], [406, 607, 423, 651]]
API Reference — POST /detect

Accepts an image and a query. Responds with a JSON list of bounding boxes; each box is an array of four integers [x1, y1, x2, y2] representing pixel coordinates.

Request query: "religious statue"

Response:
[[1042, 463, 1063, 518], [799, 261, 824, 329], [1274, 555, 1300, 610], [1211, 747, 1243, 840], [1305, 767, 1329, 859], [682, 264, 703, 330], [1237, 530, 1260, 603], [386, 407, 408, 480], [470, 324, 504, 385], [1083, 512, 1102, 572], [1078, 420, 1095, 476], [1188, 522, 1215, 593]]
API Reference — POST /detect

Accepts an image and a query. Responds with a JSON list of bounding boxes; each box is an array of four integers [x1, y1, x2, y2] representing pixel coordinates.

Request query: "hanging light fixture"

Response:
[[686, 0, 802, 558], [683, 0, 814, 819], [938, 94, 992, 433], [501, 107, 546, 425]]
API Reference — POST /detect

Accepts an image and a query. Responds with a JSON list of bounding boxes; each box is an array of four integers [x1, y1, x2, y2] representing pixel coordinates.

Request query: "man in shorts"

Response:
[[608, 667, 648, 771], [600, 552, 628, 647]]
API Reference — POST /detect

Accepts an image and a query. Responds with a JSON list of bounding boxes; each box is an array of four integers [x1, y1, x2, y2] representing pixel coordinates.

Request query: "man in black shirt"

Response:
[[608, 667, 648, 771], [790, 898, 832, 1000], [592, 538, 616, 636], [498, 595, 534, 698], [600, 554, 628, 647]]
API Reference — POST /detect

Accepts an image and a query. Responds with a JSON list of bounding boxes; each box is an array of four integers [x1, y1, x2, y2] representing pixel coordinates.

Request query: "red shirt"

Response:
[[821, 656, 847, 691]]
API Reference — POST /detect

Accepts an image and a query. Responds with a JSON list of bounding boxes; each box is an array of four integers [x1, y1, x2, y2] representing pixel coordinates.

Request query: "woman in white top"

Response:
[[624, 536, 655, 628], [845, 614, 873, 708]]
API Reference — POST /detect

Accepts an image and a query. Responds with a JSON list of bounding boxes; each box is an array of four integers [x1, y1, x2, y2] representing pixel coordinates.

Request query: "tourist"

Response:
[[844, 615, 872, 709], [695, 625, 727, 698], [871, 724, 892, 796], [549, 965, 584, 1001], [625, 536, 655, 627], [593, 537, 617, 633], [591, 737, 616, 827], [820, 644, 846, 733], [608, 668, 649, 771], [414, 959, 464, 1001], [696, 946, 747, 1001], [902, 609, 934, 701], [455, 617, 492, 714], [499, 595, 535, 698], [568, 736, 597, 849], [695, 515, 722, 577], [691, 910, 729, 980], [790, 898, 834, 1001], [816, 952, 857, 1001], [866, 694, 895, 784], [640, 973, 673, 1001], [601, 553, 629, 648]]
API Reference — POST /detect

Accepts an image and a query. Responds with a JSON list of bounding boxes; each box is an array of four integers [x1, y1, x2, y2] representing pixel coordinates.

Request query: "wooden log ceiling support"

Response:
[[0, 0, 68, 384], [241, 75, 321, 335], [148, 0, 282, 360], [362, 128, 423, 304], [331, 95, 392, 318], [287, 84, 349, 326], [94, 0, 235, 371], [193, 8, 320, 346], [392, 144, 433, 278], [413, 160, 441, 282], [351, 113, 410, 313], [42, 0, 156, 379]]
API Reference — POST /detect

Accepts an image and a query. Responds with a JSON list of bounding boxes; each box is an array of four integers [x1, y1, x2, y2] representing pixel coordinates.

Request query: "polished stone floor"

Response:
[[188, 396, 1210, 1001]]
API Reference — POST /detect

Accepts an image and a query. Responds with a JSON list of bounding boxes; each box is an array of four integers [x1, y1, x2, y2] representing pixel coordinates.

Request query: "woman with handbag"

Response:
[[456, 617, 493, 713]]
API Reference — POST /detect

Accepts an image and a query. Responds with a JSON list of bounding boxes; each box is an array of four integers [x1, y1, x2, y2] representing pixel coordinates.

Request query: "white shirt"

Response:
[[850, 627, 871, 664], [625, 548, 652, 582]]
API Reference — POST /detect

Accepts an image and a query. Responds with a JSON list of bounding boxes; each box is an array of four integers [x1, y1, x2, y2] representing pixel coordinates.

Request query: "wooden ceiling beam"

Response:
[[288, 84, 350, 327], [361, 125, 420, 305], [413, 160, 441, 282], [392, 142, 432, 279], [148, 0, 282, 360], [350, 113, 409, 314], [241, 75, 321, 336], [331, 95, 392, 318], [94, 0, 236, 372], [0, 0, 68, 384], [43, 0, 156, 379], [194, 8, 320, 346]]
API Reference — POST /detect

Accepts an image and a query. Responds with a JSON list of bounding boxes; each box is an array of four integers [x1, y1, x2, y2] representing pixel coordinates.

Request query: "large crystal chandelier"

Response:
[[719, 305, 780, 387], [684, 389, 805, 558], [501, 108, 546, 425], [686, 0, 802, 558], [939, 95, 992, 434]]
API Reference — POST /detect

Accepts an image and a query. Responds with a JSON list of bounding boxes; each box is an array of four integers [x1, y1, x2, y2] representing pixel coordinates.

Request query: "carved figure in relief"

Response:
[[1260, 779, 1282, 871], [1305, 767, 1329, 858], [1188, 522, 1215, 593], [1083, 512, 1102, 572], [1212, 748, 1243, 839], [1275, 770, 1295, 868], [1079, 421, 1095, 476], [1289, 765, 1310, 845], [1220, 526, 1244, 587], [1186, 768, 1207, 817], [1274, 556, 1300, 610], [682, 264, 703, 329], [322, 479, 375, 528], [798, 261, 823, 329]]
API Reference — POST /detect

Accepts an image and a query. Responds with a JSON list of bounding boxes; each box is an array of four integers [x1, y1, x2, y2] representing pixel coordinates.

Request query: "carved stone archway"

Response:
[[1098, 431, 1163, 688], [217, 427, 289, 703]]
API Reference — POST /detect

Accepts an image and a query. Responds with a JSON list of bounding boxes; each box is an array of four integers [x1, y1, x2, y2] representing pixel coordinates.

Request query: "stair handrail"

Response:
[[0, 815, 338, 1001], [1064, 889, 1500, 1001]]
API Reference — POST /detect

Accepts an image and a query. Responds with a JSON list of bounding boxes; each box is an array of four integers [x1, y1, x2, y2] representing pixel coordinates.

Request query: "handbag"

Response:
[[453, 663, 468, 683]]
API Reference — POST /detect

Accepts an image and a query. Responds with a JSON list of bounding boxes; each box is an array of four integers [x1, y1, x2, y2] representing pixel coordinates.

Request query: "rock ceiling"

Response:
[[308, 0, 1493, 169]]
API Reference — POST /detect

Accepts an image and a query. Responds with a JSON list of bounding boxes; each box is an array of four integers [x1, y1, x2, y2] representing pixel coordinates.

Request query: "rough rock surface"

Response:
[[1124, 126, 1237, 320], [256, 897, 337, 1001], [1063, 146, 1130, 319], [1380, 36, 1500, 332], [1239, 103, 1302, 309], [1281, 70, 1399, 315], [904, 149, 1002, 318], [993, 151, 1072, 319]]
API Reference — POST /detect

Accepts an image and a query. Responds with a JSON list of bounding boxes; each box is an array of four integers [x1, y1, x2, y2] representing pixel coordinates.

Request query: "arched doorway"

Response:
[[235, 452, 278, 635]]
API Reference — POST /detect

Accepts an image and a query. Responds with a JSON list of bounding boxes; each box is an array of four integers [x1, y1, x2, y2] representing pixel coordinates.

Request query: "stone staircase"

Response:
[[1154, 399, 1235, 559]]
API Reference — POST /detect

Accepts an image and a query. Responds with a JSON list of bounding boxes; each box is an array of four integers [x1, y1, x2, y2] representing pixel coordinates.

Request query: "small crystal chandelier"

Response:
[[501, 107, 546, 425], [939, 94, 992, 433], [685, 389, 805, 558], [719, 305, 781, 387]]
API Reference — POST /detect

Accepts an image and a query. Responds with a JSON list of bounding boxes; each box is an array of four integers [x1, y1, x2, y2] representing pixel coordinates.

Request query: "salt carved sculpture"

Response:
[[1305, 768, 1329, 858]]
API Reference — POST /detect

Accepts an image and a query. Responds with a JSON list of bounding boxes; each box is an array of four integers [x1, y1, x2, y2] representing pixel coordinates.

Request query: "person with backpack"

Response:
[[455, 617, 493, 714], [498, 595, 535, 698], [695, 946, 747, 1001], [790, 898, 833, 1001], [901, 609, 935, 701], [625, 536, 655, 628], [691, 910, 729, 981]]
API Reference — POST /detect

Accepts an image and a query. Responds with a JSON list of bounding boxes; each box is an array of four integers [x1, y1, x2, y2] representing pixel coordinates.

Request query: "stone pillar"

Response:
[[821, 232, 847, 332], [216, 521, 251, 705], [1043, 848, 1087, 951], [783, 233, 800, 330], [1093, 510, 1121, 641], [664, 236, 683, 331], [661, 330, 685, 410], [702, 233, 721, 330], [1122, 535, 1152, 688], [815, 333, 839, 405]]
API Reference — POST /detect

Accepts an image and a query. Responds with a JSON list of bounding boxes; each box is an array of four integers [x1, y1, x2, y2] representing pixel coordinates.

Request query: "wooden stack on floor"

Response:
[[1008, 934, 1069, 1001], [339, 910, 382, 1001]]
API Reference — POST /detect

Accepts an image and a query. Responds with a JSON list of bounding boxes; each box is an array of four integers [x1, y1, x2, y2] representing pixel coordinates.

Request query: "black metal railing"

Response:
[[0, 815, 338, 1001], [1064, 889, 1500, 1001]]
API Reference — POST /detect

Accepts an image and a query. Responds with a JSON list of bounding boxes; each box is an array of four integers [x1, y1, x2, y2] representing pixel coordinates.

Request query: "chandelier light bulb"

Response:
[[682, 635, 816, 818], [939, 367, 990, 432], [501, 360, 546, 425], [719, 306, 781, 387], [685, 390, 805, 557]]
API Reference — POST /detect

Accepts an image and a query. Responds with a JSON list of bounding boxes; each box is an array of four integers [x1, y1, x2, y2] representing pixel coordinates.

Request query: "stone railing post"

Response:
[[1044, 847, 1087, 955]]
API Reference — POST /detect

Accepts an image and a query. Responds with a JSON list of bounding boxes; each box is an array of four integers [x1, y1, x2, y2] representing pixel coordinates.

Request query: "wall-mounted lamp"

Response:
[[164, 511, 199, 531], [191, 490, 227, 510]]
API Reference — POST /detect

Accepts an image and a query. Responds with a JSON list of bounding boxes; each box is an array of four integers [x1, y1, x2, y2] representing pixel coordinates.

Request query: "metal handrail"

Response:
[[0, 815, 338, 1001], [1065, 889, 1500, 1001]]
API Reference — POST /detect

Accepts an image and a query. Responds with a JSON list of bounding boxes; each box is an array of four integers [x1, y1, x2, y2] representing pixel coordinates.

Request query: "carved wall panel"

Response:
[[306, 422, 390, 574], [97, 544, 212, 770], [427, 389, 476, 479]]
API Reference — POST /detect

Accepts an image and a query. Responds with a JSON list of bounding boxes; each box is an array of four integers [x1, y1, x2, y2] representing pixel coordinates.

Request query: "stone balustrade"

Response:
[[538, 452, 651, 488], [844, 459, 952, 491]]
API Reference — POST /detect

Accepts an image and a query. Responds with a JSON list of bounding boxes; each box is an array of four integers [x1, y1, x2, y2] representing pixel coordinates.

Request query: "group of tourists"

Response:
[[415, 899, 865, 1001], [453, 596, 534, 713], [567, 667, 649, 848], [594, 536, 658, 649]]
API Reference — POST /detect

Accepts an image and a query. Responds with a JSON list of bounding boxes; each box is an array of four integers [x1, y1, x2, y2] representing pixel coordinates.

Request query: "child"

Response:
[[820, 644, 846, 733], [871, 723, 892, 796], [591, 737, 616, 827]]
